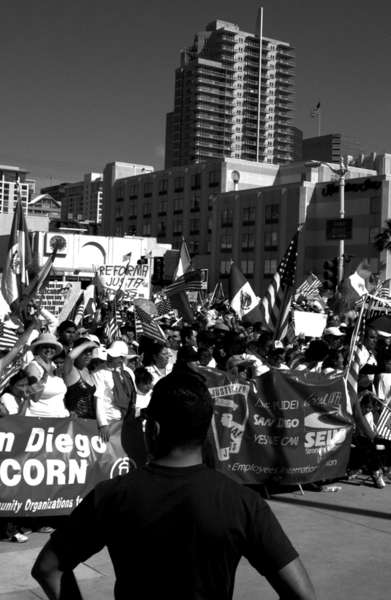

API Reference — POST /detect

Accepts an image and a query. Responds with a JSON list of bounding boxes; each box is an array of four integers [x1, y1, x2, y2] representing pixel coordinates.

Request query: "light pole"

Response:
[[325, 158, 348, 283], [306, 158, 349, 284]]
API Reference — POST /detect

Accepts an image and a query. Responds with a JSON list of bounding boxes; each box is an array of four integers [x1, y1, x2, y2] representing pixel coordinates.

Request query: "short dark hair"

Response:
[[180, 326, 196, 344], [57, 320, 76, 335], [145, 372, 213, 455], [135, 366, 153, 388]]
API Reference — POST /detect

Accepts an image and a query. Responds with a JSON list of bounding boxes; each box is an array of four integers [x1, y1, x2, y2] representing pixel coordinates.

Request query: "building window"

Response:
[[174, 176, 184, 192], [157, 221, 166, 237], [208, 170, 220, 188], [143, 201, 152, 217], [220, 260, 231, 276], [174, 197, 183, 213], [129, 199, 137, 217], [265, 204, 279, 223], [173, 219, 182, 235], [241, 260, 254, 276], [142, 222, 151, 236], [242, 206, 256, 224], [190, 191, 200, 211], [264, 230, 278, 249], [158, 179, 168, 195], [370, 196, 380, 214], [264, 258, 278, 276], [369, 227, 379, 243], [189, 240, 199, 255], [143, 182, 153, 197], [241, 233, 255, 251], [208, 216, 212, 232], [158, 198, 167, 215], [129, 183, 138, 199], [190, 218, 200, 234], [208, 194, 215, 211], [221, 234, 233, 251], [191, 173, 201, 190], [221, 207, 233, 227]]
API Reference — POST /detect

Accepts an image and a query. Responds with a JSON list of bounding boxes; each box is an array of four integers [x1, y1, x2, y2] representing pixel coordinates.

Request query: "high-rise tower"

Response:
[[165, 12, 295, 168]]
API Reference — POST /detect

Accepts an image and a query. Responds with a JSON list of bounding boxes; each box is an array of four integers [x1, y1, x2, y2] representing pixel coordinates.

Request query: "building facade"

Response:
[[165, 15, 295, 168], [59, 173, 104, 224], [302, 133, 365, 164], [211, 155, 391, 294], [0, 164, 35, 214], [102, 158, 283, 260]]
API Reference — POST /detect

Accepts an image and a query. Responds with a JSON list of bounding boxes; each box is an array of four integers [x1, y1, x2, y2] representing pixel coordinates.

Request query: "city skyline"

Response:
[[1, 0, 390, 190]]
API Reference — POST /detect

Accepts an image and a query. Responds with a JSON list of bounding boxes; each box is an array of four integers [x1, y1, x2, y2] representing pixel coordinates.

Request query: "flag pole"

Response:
[[317, 106, 321, 136]]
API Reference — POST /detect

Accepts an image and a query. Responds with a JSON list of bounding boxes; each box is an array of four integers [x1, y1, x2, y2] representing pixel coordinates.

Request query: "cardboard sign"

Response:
[[96, 263, 151, 300], [293, 310, 327, 338]]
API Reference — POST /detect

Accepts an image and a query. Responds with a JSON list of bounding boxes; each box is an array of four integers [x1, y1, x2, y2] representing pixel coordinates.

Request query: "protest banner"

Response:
[[0, 370, 355, 515], [0, 417, 134, 518], [96, 263, 151, 300], [202, 367, 353, 485]]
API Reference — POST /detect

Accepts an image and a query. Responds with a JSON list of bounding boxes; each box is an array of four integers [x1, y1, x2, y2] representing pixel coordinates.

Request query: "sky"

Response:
[[1, 0, 390, 191]]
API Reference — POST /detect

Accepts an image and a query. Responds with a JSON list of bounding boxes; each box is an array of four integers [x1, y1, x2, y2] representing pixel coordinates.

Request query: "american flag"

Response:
[[345, 297, 368, 403], [0, 347, 26, 394], [164, 269, 203, 298], [68, 292, 85, 326], [261, 229, 299, 340], [134, 305, 167, 344], [0, 323, 20, 349], [155, 296, 173, 317], [104, 305, 122, 344], [295, 273, 322, 300], [376, 401, 391, 440]]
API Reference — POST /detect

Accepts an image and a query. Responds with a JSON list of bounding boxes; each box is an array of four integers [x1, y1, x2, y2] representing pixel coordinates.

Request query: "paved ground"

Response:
[[1, 474, 390, 599]]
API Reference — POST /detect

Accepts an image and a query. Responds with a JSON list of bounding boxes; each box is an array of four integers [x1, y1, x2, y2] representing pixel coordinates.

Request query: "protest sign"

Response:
[[96, 263, 151, 300], [202, 367, 353, 485], [0, 418, 133, 517], [293, 310, 327, 337]]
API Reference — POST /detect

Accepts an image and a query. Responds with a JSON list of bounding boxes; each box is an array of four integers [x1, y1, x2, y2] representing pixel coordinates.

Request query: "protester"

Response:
[[56, 320, 77, 355], [143, 341, 171, 384], [94, 340, 136, 441], [24, 333, 69, 418], [0, 370, 30, 416], [63, 337, 97, 418], [32, 371, 316, 600]]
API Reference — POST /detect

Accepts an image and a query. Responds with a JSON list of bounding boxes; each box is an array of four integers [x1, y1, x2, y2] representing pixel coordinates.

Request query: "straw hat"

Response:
[[31, 333, 63, 354]]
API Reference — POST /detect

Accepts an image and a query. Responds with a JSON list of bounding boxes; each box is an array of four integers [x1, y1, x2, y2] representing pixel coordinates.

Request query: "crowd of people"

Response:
[[1, 298, 391, 544]]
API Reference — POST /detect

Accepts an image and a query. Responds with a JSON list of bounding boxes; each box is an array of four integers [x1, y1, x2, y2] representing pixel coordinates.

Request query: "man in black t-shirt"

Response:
[[32, 371, 316, 600]]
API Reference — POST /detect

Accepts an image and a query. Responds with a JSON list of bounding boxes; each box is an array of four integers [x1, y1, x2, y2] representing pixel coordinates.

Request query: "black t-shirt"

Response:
[[51, 464, 298, 600]]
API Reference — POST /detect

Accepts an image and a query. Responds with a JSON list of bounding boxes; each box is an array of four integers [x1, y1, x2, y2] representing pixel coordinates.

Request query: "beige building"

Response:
[[211, 155, 391, 294], [60, 172, 104, 224], [102, 155, 391, 295], [102, 158, 282, 261], [0, 164, 35, 215]]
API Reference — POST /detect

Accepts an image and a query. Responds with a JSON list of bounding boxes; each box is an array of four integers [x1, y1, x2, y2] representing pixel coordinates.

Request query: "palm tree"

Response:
[[374, 219, 391, 253]]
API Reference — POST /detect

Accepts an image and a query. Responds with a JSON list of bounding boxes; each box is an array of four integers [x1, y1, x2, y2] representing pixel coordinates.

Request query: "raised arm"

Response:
[[0, 318, 40, 374]]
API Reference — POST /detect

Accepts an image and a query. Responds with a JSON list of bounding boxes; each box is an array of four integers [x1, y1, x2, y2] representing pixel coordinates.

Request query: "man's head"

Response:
[[57, 320, 76, 347], [144, 372, 213, 458], [180, 326, 197, 348]]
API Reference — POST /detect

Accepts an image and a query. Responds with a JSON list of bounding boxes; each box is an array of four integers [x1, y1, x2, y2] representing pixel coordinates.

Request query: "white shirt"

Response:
[[0, 392, 19, 415], [93, 368, 123, 427]]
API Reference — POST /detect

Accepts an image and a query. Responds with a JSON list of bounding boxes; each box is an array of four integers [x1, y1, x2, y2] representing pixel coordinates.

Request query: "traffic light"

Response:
[[152, 257, 164, 285], [323, 258, 339, 290]]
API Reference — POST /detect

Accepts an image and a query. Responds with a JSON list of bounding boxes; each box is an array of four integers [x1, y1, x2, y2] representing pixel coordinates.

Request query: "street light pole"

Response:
[[338, 158, 347, 283]]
